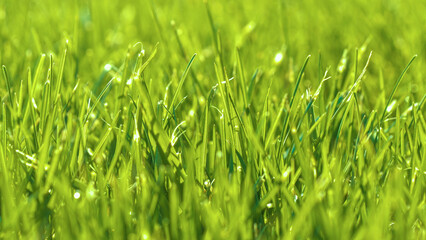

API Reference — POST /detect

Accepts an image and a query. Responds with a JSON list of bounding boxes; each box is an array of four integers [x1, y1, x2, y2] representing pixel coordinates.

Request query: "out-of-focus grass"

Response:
[[0, 0, 425, 239]]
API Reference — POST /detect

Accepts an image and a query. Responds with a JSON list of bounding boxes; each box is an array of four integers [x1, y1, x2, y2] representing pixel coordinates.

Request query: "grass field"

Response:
[[1, 0, 425, 239]]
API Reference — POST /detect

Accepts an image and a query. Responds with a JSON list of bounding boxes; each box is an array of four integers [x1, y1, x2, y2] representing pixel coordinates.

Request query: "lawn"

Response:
[[0, 0, 425, 239]]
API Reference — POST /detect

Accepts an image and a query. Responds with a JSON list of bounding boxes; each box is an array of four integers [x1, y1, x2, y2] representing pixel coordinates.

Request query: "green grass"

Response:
[[1, 0, 425, 239]]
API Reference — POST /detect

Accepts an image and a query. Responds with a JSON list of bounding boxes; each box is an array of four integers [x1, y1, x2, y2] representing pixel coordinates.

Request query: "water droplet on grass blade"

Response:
[[133, 130, 140, 141], [386, 99, 397, 112], [74, 192, 81, 199], [104, 64, 112, 71], [274, 52, 283, 63], [32, 98, 38, 109], [87, 148, 94, 156]]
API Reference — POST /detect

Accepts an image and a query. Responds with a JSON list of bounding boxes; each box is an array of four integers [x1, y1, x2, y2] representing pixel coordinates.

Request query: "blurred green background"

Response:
[[1, 0, 425, 104]]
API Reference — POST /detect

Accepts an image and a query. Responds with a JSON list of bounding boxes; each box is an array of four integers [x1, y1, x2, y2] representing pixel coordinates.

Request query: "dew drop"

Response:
[[104, 64, 112, 71], [74, 192, 81, 199], [274, 52, 283, 63]]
